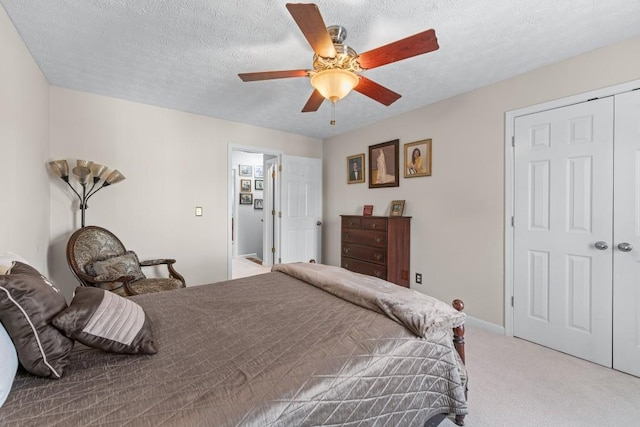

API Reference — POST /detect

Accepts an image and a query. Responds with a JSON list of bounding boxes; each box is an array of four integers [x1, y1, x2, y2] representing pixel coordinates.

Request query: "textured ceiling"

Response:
[[2, 0, 640, 139]]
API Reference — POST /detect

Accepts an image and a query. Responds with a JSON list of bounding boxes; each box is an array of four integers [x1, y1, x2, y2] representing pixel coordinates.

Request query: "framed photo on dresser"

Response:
[[390, 200, 405, 216]]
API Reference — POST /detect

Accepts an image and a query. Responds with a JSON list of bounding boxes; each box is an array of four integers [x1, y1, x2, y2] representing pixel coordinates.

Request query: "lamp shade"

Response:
[[90, 163, 108, 179], [104, 170, 125, 185], [310, 69, 359, 103], [48, 160, 69, 179]]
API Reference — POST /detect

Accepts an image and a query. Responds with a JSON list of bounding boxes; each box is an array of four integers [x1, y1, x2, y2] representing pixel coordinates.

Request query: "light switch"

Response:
[[195, 207, 203, 217]]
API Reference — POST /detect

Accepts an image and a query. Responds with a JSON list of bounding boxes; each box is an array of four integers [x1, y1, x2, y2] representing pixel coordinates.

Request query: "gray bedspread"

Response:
[[1, 271, 467, 426]]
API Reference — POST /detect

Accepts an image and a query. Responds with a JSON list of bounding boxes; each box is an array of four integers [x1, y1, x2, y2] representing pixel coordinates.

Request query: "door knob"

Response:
[[594, 241, 609, 250], [618, 242, 633, 252]]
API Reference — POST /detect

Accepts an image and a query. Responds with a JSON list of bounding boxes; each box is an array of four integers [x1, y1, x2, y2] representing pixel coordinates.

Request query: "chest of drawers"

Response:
[[340, 215, 411, 287]]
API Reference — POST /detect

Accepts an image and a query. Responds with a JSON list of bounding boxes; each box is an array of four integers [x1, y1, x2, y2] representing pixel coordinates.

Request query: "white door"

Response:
[[279, 155, 322, 264], [263, 157, 279, 267], [513, 97, 614, 367], [613, 89, 640, 377]]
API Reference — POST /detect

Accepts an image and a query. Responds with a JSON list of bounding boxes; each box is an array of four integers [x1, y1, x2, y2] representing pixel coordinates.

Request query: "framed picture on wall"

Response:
[[369, 139, 399, 188], [254, 198, 263, 209], [404, 139, 432, 178], [240, 179, 252, 192], [347, 153, 365, 184], [239, 193, 253, 205], [239, 164, 252, 177], [254, 166, 264, 178], [254, 179, 263, 190]]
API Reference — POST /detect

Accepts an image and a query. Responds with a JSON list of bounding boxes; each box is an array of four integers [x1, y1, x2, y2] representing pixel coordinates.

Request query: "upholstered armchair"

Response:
[[66, 226, 186, 297]]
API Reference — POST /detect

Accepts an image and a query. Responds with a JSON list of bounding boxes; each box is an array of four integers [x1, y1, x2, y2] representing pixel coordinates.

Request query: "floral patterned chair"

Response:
[[66, 226, 186, 297]]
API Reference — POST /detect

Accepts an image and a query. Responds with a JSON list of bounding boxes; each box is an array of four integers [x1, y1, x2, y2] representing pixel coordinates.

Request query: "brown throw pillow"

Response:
[[85, 251, 146, 282], [52, 287, 157, 355], [0, 262, 73, 378]]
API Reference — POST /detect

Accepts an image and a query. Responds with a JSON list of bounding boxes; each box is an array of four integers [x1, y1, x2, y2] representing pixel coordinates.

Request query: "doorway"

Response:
[[228, 146, 280, 279], [505, 80, 640, 376], [227, 147, 324, 280]]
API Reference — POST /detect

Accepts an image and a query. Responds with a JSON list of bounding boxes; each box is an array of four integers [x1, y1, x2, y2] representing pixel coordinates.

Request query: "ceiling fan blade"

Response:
[[286, 3, 336, 58], [357, 29, 439, 70], [354, 76, 401, 106], [302, 89, 325, 112], [238, 70, 309, 82]]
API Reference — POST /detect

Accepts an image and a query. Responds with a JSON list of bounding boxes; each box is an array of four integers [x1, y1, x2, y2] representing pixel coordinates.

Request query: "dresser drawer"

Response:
[[341, 229, 387, 248], [362, 217, 387, 231], [341, 243, 386, 264], [341, 257, 386, 279], [342, 216, 362, 229]]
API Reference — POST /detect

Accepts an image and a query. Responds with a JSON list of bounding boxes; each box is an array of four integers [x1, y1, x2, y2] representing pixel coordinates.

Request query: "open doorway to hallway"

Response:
[[229, 146, 280, 279]]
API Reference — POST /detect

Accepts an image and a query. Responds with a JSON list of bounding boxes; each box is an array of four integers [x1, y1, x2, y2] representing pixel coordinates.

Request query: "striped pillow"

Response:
[[52, 287, 157, 355]]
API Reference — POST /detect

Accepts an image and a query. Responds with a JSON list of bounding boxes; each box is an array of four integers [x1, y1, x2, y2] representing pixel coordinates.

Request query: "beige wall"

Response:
[[49, 88, 322, 299], [0, 6, 50, 271], [322, 36, 640, 327]]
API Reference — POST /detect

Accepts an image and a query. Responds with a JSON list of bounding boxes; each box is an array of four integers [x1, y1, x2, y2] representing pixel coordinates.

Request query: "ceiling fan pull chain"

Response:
[[330, 101, 336, 125]]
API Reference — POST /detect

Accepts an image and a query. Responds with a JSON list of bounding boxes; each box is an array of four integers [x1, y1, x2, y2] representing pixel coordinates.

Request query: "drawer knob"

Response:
[[375, 237, 383, 243], [344, 263, 350, 268], [374, 254, 382, 261], [345, 233, 350, 239], [371, 223, 377, 228], [343, 247, 350, 254], [375, 271, 382, 277]]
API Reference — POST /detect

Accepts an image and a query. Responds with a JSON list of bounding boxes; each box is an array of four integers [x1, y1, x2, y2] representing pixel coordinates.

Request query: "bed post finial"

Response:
[[452, 299, 466, 426], [452, 299, 465, 364]]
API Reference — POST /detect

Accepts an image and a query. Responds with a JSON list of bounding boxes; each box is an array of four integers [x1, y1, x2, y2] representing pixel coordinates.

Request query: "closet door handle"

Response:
[[594, 241, 608, 250], [618, 242, 633, 252]]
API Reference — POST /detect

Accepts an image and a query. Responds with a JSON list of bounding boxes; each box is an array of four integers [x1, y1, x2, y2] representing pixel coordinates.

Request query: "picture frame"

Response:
[[347, 153, 365, 184], [254, 166, 264, 178], [239, 193, 253, 205], [390, 200, 405, 216], [363, 205, 373, 216], [254, 198, 263, 209], [404, 139, 432, 178], [254, 179, 263, 190], [239, 164, 252, 177], [240, 179, 252, 192], [369, 139, 399, 188]]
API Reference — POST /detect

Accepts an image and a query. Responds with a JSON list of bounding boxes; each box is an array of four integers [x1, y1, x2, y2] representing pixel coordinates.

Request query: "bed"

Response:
[[0, 261, 468, 426]]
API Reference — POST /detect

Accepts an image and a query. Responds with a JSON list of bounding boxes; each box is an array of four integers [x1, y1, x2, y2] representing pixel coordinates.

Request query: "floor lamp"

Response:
[[48, 159, 125, 227]]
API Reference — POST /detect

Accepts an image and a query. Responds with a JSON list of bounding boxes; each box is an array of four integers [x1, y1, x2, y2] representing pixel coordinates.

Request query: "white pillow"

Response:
[[0, 252, 29, 275], [0, 320, 18, 407]]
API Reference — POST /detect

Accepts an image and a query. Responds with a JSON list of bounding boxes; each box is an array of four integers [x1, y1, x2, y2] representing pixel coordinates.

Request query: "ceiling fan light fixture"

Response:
[[310, 69, 359, 103]]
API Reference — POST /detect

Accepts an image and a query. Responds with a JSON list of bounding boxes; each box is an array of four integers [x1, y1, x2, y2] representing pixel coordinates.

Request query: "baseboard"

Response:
[[465, 316, 505, 335]]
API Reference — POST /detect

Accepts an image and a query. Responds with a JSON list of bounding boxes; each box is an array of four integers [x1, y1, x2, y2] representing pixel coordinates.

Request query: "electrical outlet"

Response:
[[415, 273, 422, 284]]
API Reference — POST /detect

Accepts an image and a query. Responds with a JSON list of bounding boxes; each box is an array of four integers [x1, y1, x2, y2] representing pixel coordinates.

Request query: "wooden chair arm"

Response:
[[139, 258, 176, 266], [139, 259, 185, 287]]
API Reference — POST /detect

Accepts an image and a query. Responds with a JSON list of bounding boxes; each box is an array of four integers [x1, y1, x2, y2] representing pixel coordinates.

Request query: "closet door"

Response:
[[613, 89, 640, 377], [513, 97, 614, 367]]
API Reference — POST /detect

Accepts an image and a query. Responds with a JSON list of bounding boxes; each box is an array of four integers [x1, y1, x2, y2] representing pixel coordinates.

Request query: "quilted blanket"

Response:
[[1, 270, 467, 426], [272, 262, 466, 337]]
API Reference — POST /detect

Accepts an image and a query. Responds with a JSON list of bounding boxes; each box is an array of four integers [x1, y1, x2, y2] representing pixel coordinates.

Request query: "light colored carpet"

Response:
[[232, 256, 271, 279], [441, 325, 640, 426]]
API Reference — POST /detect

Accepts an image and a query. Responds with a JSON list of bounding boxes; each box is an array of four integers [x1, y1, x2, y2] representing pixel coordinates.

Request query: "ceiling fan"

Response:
[[238, 3, 439, 124]]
